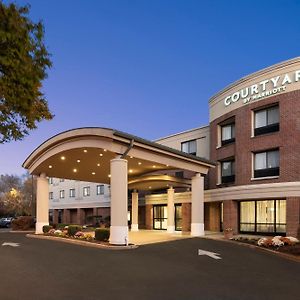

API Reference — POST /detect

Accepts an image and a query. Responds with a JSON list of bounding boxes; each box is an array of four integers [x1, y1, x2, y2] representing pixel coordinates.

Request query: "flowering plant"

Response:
[[224, 228, 233, 232]]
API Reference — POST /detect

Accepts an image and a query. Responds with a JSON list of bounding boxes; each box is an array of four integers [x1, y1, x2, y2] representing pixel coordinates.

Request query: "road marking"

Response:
[[2, 242, 20, 247], [198, 249, 222, 260]]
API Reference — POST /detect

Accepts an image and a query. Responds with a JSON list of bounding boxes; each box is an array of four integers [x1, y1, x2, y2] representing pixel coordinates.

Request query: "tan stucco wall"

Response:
[[155, 126, 210, 160], [210, 57, 300, 122]]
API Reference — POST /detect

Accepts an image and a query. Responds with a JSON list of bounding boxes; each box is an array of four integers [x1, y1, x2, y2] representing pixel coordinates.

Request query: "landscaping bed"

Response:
[[230, 235, 300, 257]]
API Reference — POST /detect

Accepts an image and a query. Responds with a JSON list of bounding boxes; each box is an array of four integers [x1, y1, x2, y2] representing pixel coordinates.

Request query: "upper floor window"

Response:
[[181, 140, 197, 155], [254, 149, 279, 178], [59, 178, 65, 182], [59, 190, 65, 199], [96, 185, 104, 195], [83, 186, 90, 197], [221, 160, 235, 184], [69, 189, 75, 198], [49, 178, 53, 184], [49, 192, 53, 200], [221, 123, 235, 146], [254, 105, 279, 136]]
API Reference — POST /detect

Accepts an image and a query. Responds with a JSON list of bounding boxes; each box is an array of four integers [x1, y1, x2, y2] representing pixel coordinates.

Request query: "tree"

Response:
[[0, 2, 53, 143]]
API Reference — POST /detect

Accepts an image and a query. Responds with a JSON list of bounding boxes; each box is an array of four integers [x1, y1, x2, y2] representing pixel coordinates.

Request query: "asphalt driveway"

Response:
[[0, 231, 299, 300]]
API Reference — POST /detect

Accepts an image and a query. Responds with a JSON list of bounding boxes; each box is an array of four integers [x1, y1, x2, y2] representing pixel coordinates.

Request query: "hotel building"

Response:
[[47, 57, 300, 238]]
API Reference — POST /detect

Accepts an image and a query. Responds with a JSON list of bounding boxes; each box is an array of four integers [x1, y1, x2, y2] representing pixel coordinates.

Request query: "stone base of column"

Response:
[[35, 222, 49, 234], [109, 226, 129, 245], [191, 223, 205, 236], [131, 224, 139, 231], [167, 225, 175, 233]]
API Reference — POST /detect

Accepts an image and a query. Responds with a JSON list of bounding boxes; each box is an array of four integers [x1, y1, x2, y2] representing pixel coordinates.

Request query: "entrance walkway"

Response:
[[128, 230, 193, 245]]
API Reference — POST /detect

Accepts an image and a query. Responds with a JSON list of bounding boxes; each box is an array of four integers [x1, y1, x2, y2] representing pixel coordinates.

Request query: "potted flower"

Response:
[[224, 228, 234, 239]]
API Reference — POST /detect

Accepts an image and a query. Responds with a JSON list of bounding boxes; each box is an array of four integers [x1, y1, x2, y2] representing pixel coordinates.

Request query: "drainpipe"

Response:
[[121, 139, 134, 159]]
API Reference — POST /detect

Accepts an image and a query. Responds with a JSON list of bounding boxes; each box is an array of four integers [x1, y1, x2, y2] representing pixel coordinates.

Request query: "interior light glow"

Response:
[[83, 149, 88, 153], [92, 172, 96, 175], [138, 162, 142, 165], [73, 168, 77, 173], [61, 156, 65, 160], [48, 165, 52, 169], [77, 159, 81, 163]]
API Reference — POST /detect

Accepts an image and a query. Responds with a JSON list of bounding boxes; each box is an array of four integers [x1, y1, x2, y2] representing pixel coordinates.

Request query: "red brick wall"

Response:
[[145, 205, 153, 229], [223, 200, 238, 234], [286, 197, 300, 237], [209, 90, 300, 188], [182, 203, 191, 232], [204, 202, 221, 231]]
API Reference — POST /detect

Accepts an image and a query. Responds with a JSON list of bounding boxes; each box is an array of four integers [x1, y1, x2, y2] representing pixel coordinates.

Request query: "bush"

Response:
[[67, 225, 82, 236], [11, 216, 35, 230], [95, 228, 110, 242], [43, 225, 53, 233], [56, 223, 69, 230]]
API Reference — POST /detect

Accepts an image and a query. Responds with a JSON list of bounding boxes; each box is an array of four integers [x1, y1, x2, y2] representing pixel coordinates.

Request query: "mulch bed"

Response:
[[231, 237, 300, 257]]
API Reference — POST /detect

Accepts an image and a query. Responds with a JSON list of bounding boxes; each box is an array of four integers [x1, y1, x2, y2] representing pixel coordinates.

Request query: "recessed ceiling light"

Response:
[[108, 174, 111, 178], [73, 168, 77, 173], [152, 165, 156, 168], [129, 169, 133, 173], [103, 149, 107, 152], [138, 162, 142, 165], [149, 186, 152, 189], [92, 172, 95, 175], [166, 164, 169, 167], [130, 156, 133, 159], [77, 159, 81, 163], [61, 156, 65, 160], [99, 153, 103, 157], [48, 165, 52, 169], [83, 149, 87, 153], [97, 163, 100, 167]]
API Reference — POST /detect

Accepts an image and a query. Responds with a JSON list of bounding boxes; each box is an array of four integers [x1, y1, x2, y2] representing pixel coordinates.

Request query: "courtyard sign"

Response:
[[224, 70, 300, 106]]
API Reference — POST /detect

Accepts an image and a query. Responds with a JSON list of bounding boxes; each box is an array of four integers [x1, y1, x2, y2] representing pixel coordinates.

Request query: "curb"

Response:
[[200, 236, 300, 263], [26, 234, 139, 250]]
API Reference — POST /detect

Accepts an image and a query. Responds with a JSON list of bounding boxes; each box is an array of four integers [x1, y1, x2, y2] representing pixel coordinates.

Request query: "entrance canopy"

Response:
[[23, 127, 215, 184]]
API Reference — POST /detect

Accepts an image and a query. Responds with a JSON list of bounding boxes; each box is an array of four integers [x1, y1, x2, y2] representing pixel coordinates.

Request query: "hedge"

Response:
[[67, 225, 83, 236], [43, 225, 53, 233], [95, 228, 110, 242]]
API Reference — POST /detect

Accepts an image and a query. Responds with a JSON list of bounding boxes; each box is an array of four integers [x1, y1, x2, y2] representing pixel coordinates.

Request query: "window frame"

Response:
[[69, 188, 75, 198], [221, 123, 235, 146], [254, 105, 279, 136], [220, 159, 235, 184], [59, 190, 65, 199], [96, 185, 104, 195], [83, 186, 90, 197], [49, 192, 53, 200], [253, 149, 279, 178], [181, 139, 197, 156]]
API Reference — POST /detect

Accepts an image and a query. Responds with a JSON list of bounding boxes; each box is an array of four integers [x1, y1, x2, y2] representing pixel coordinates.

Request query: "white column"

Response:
[[191, 173, 204, 236], [109, 157, 128, 245], [131, 191, 139, 231], [167, 187, 175, 233], [36, 173, 49, 234]]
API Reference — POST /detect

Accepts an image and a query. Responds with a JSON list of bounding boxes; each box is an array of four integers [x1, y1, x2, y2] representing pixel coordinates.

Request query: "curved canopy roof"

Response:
[[23, 127, 215, 186]]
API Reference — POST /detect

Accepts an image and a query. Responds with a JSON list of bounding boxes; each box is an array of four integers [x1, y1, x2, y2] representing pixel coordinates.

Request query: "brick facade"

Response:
[[286, 197, 300, 238], [222, 200, 238, 234], [209, 91, 300, 188], [182, 203, 191, 232]]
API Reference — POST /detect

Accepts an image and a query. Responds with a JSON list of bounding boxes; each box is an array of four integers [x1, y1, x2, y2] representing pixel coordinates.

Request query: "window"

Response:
[[254, 149, 279, 178], [181, 140, 197, 155], [240, 200, 286, 234], [83, 186, 90, 197], [221, 160, 235, 183], [254, 105, 279, 136], [59, 178, 65, 182], [221, 123, 235, 146], [69, 189, 75, 198], [49, 192, 53, 200], [49, 178, 53, 184], [153, 205, 168, 230], [96, 185, 104, 195], [175, 171, 184, 178], [59, 190, 65, 199]]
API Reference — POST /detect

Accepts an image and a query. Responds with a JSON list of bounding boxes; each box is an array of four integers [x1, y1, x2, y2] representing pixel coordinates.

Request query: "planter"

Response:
[[224, 230, 234, 239]]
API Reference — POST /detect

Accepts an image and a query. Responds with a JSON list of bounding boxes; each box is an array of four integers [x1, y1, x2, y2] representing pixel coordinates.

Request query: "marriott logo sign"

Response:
[[224, 70, 300, 106]]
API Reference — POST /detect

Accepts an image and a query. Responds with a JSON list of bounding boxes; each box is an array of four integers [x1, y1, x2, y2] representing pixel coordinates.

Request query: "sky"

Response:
[[1, 0, 300, 175]]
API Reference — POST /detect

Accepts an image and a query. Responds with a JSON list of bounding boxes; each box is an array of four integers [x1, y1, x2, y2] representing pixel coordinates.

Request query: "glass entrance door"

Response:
[[153, 205, 167, 230], [175, 204, 182, 231]]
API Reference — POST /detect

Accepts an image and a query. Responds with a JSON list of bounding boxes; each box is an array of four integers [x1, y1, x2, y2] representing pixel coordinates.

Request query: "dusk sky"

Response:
[[1, 0, 300, 175]]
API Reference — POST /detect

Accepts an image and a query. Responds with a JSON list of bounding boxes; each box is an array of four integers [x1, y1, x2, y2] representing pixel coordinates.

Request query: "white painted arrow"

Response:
[[2, 242, 20, 247], [198, 249, 222, 260]]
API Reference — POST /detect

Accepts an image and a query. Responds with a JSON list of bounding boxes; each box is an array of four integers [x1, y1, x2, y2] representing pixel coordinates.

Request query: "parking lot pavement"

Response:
[[0, 232, 299, 300]]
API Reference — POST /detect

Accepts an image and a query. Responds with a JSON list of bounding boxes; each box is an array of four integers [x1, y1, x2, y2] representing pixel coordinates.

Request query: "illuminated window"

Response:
[[69, 189, 75, 198], [49, 192, 53, 200]]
